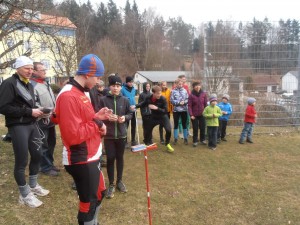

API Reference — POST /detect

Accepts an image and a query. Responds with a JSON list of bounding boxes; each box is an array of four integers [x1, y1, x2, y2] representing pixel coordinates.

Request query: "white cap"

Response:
[[14, 56, 33, 69]]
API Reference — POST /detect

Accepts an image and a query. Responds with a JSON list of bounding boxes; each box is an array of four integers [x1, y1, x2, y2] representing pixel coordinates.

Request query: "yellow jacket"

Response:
[[161, 88, 172, 113]]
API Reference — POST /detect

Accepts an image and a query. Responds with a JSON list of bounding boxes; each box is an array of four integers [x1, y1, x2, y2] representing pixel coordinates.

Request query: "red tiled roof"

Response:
[[10, 10, 76, 29]]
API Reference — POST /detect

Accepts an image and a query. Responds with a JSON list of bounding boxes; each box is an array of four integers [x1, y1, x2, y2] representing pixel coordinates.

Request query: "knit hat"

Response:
[[247, 97, 256, 105], [126, 76, 134, 83], [14, 56, 33, 69], [109, 76, 122, 86], [222, 94, 230, 101], [76, 54, 104, 77], [209, 93, 217, 103]]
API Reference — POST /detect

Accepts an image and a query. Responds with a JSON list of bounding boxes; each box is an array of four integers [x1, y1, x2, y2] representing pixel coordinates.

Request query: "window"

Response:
[[55, 60, 64, 70], [41, 59, 50, 70], [41, 42, 47, 52], [7, 39, 14, 48], [24, 41, 32, 51]]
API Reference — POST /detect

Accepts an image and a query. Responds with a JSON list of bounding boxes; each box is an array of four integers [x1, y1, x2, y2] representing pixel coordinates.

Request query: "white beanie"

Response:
[[14, 56, 33, 69]]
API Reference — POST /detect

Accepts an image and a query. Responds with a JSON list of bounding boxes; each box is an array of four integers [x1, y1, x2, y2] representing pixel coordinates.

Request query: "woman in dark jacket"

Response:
[[188, 81, 208, 147], [138, 82, 151, 144], [99, 76, 132, 199]]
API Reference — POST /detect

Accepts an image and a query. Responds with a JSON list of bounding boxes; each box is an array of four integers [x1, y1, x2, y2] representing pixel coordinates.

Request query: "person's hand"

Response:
[[130, 105, 136, 111], [32, 108, 43, 118], [222, 111, 227, 115], [118, 116, 126, 123], [95, 107, 112, 120], [254, 114, 258, 118], [99, 123, 107, 135], [179, 101, 184, 105], [191, 116, 195, 120], [149, 104, 158, 110], [108, 114, 118, 122]]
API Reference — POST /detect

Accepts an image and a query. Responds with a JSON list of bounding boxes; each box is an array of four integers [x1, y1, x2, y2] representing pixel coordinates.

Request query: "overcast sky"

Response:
[[84, 0, 300, 26]]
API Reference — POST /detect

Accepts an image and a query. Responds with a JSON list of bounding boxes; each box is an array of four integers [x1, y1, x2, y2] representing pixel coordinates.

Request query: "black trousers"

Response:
[[218, 120, 228, 139], [104, 138, 126, 184], [191, 115, 206, 143], [126, 111, 136, 143], [9, 123, 42, 186], [207, 126, 218, 148], [65, 160, 105, 224], [142, 115, 152, 144], [144, 115, 171, 145], [159, 112, 170, 141], [173, 111, 187, 129]]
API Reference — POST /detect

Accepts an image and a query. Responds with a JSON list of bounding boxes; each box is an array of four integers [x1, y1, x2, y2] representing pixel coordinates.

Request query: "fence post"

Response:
[[297, 44, 300, 129]]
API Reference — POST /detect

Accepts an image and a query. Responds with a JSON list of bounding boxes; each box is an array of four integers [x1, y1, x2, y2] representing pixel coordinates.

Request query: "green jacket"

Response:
[[203, 105, 222, 126]]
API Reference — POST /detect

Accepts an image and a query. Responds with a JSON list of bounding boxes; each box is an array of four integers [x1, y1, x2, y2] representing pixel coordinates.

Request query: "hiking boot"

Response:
[[184, 139, 188, 145], [117, 181, 127, 193], [173, 139, 178, 145], [106, 184, 115, 199], [200, 140, 207, 145], [30, 184, 50, 196], [193, 142, 198, 147], [166, 143, 174, 153], [19, 192, 43, 208], [221, 138, 227, 142], [246, 139, 253, 143], [41, 169, 59, 176]]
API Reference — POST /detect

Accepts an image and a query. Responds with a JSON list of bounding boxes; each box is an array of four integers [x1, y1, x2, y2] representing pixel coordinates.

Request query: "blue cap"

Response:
[[76, 54, 104, 77], [248, 97, 256, 105]]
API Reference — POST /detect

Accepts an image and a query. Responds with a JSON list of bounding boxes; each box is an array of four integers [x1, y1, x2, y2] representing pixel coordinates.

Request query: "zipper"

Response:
[[114, 95, 117, 138]]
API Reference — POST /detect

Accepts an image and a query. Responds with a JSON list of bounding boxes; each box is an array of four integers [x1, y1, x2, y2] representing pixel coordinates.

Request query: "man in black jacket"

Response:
[[138, 82, 151, 144], [135, 85, 174, 152], [99, 76, 132, 199], [0, 56, 49, 208]]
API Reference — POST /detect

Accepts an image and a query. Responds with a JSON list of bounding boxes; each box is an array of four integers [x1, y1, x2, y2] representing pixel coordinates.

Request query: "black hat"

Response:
[[109, 76, 122, 86], [126, 76, 134, 83]]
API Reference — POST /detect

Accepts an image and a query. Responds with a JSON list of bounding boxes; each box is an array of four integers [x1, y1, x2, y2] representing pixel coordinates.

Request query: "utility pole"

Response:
[[203, 24, 208, 90]]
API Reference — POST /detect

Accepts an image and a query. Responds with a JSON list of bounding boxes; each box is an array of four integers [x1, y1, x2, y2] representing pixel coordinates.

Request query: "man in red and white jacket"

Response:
[[53, 54, 112, 225]]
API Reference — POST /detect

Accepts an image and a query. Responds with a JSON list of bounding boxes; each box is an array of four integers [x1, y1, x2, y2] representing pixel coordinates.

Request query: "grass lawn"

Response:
[[0, 116, 300, 225]]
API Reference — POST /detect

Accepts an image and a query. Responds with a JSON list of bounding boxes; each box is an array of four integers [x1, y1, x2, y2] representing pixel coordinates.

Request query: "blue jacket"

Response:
[[121, 84, 136, 106], [217, 102, 232, 121], [170, 87, 189, 112]]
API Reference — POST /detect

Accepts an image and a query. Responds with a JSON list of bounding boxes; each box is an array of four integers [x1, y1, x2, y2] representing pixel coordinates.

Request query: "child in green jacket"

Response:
[[203, 94, 222, 150]]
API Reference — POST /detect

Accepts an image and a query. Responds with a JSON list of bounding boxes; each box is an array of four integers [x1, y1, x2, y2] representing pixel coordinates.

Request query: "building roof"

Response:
[[287, 71, 299, 78], [10, 10, 76, 29], [251, 74, 281, 86], [135, 71, 191, 82]]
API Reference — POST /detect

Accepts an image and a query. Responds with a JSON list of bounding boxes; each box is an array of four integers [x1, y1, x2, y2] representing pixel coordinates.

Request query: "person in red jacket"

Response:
[[53, 54, 112, 225], [239, 97, 257, 144]]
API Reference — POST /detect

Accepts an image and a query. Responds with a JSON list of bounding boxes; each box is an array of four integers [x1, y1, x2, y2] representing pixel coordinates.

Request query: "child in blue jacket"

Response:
[[217, 94, 232, 142]]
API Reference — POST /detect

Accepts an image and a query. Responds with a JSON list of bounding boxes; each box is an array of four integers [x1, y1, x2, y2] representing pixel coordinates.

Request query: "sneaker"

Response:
[[246, 139, 253, 143], [166, 143, 174, 153], [19, 192, 43, 208], [116, 181, 127, 193], [131, 141, 138, 146], [173, 139, 178, 145], [209, 147, 216, 151], [184, 139, 188, 145], [106, 184, 115, 199], [239, 140, 244, 144], [41, 169, 59, 176], [160, 139, 165, 145], [193, 142, 198, 147], [30, 184, 50, 196], [200, 140, 207, 145]]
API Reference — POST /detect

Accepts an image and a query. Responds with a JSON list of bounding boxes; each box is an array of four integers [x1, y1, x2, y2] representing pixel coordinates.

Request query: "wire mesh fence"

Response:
[[191, 20, 300, 134]]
